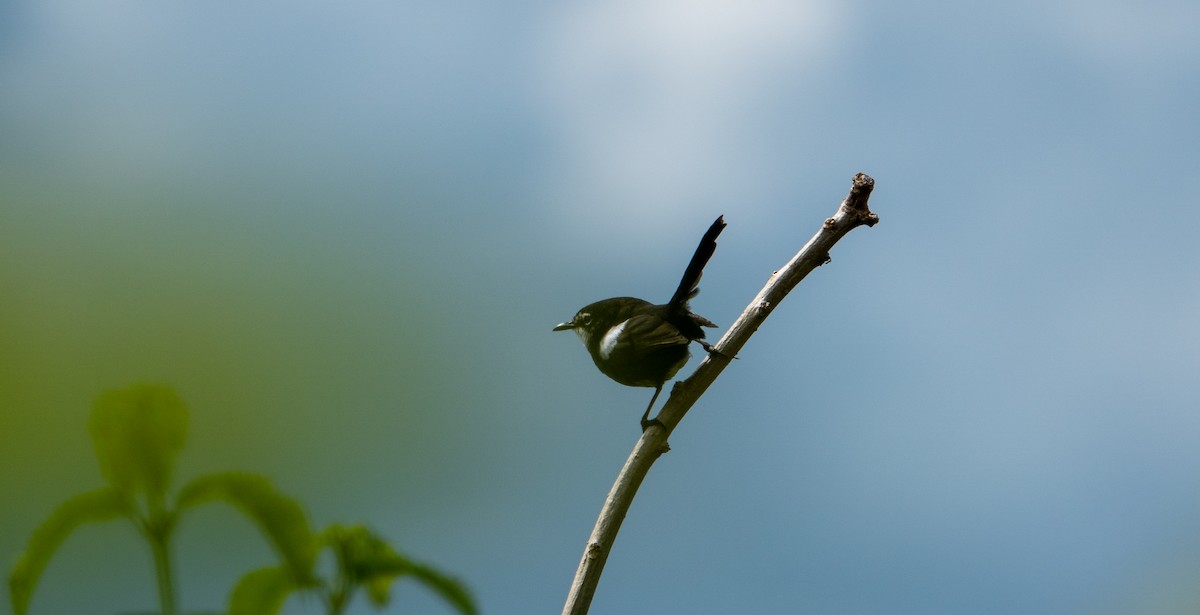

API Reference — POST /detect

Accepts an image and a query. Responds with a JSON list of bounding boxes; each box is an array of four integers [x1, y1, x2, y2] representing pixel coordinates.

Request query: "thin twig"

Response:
[[562, 173, 878, 615]]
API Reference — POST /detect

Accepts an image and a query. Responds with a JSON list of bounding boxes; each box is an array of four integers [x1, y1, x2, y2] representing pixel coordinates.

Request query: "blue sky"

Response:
[[2, 1, 1199, 614]]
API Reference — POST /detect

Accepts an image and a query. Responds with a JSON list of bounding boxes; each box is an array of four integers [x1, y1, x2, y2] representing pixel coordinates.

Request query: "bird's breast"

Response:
[[598, 319, 629, 360]]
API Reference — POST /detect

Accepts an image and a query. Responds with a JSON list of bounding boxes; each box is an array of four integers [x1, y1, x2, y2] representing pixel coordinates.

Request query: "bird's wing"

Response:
[[619, 313, 691, 350]]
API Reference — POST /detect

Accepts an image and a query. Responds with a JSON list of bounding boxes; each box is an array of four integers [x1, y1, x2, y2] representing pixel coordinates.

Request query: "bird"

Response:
[[554, 215, 726, 431]]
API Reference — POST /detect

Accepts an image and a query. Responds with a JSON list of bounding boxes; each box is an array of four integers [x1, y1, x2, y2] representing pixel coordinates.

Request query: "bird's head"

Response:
[[554, 309, 596, 346], [554, 297, 649, 348]]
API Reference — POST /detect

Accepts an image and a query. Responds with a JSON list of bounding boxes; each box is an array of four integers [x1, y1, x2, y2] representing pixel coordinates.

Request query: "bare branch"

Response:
[[562, 173, 878, 615]]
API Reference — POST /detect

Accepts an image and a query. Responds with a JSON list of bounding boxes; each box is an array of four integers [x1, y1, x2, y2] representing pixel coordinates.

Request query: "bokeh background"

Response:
[[3, 1, 1199, 613]]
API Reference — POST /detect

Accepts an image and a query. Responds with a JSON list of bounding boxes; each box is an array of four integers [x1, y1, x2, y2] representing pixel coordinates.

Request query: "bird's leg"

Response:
[[640, 385, 665, 432]]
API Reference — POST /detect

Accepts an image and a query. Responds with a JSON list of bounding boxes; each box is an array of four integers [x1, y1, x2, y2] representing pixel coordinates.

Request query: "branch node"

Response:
[[585, 542, 603, 561]]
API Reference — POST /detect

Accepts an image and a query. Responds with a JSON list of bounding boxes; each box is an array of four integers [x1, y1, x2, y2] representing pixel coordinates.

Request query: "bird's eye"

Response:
[[577, 313, 592, 326]]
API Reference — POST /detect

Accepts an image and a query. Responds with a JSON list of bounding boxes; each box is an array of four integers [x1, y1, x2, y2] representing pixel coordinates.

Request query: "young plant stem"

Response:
[[561, 173, 878, 615], [141, 494, 177, 615], [328, 578, 350, 615], [327, 544, 352, 615], [150, 533, 177, 615]]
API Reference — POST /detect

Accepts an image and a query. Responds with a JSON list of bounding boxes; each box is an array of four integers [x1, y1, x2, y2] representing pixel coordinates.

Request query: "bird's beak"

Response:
[[553, 321, 575, 331]]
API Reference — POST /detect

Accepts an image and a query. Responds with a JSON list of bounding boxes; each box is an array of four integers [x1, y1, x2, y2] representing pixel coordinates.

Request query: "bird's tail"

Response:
[[668, 215, 726, 310]]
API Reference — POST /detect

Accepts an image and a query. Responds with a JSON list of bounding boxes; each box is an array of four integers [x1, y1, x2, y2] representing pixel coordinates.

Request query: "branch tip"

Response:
[[842, 172, 877, 226]]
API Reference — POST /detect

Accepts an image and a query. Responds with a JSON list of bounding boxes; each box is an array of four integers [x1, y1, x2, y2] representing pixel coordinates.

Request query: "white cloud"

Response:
[[537, 0, 846, 235]]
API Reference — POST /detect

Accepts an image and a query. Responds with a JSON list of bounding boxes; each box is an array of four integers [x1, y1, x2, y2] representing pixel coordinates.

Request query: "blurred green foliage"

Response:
[[89, 385, 188, 500], [8, 383, 475, 615], [177, 472, 318, 586], [230, 524, 476, 615]]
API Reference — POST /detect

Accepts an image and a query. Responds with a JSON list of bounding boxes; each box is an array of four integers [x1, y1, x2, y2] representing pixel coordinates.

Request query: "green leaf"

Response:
[[400, 561, 477, 615], [8, 488, 131, 615], [88, 384, 188, 498], [322, 524, 477, 615], [228, 566, 295, 615], [176, 472, 316, 583]]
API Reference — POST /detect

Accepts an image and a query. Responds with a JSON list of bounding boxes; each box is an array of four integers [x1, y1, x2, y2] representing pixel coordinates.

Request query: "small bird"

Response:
[[554, 216, 726, 430]]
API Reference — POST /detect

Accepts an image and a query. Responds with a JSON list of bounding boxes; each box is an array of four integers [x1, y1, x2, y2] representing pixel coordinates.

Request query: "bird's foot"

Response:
[[641, 415, 665, 432], [698, 341, 735, 360]]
